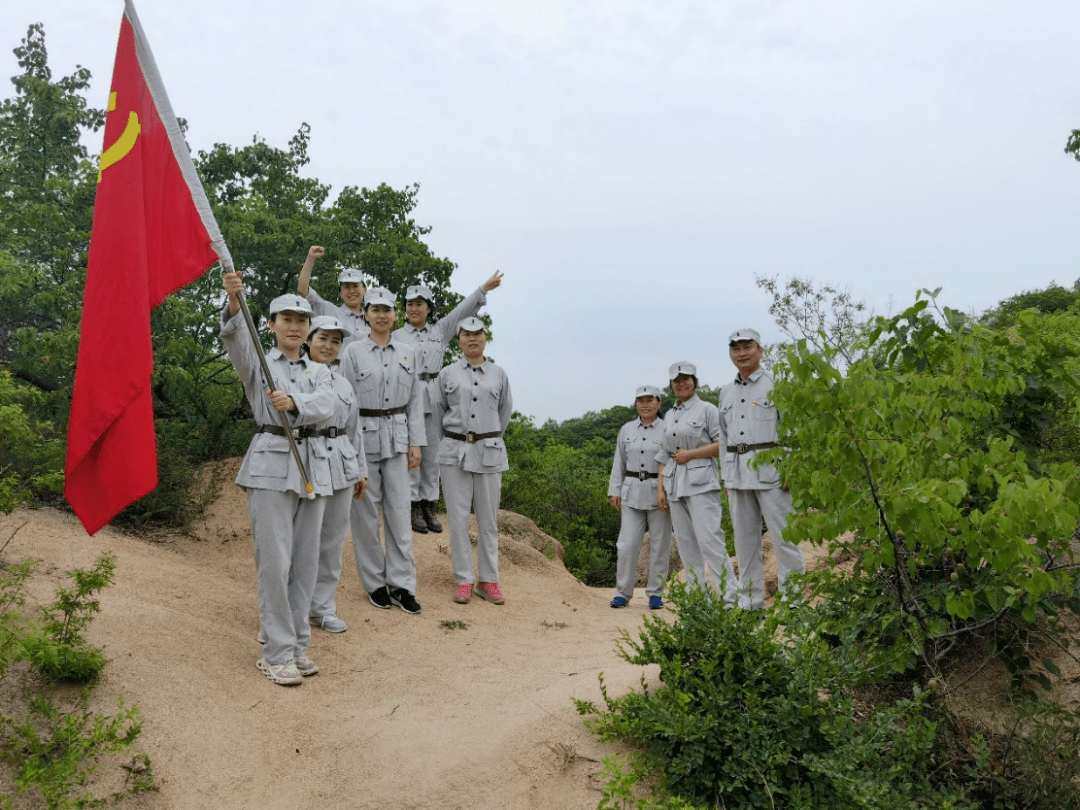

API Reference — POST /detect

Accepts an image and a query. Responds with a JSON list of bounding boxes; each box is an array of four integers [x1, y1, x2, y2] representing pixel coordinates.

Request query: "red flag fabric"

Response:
[[65, 0, 231, 535]]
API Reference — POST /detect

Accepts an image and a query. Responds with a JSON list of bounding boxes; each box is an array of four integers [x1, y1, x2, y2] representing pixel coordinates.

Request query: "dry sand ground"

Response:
[[7, 458, 775, 810], [10, 460, 1069, 810]]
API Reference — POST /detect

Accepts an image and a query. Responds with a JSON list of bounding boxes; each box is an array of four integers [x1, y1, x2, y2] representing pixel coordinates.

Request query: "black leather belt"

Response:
[[256, 424, 347, 439], [357, 406, 407, 417], [444, 430, 502, 443], [419, 372, 439, 381], [727, 442, 779, 455], [625, 470, 659, 481]]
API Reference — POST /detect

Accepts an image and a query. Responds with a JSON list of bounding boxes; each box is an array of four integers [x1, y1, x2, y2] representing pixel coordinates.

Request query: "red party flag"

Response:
[[65, 0, 233, 535]]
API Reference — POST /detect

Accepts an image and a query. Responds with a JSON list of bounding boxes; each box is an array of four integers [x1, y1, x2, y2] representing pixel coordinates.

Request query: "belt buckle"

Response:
[[637, 471, 648, 481], [290, 428, 302, 441], [465, 432, 476, 443], [735, 443, 749, 454]]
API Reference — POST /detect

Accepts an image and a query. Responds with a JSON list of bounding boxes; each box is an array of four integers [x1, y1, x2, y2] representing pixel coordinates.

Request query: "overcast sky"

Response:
[[4, 1, 1080, 422]]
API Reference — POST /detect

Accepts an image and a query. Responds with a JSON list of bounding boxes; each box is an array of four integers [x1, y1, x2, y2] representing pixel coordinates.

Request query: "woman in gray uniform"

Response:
[[304, 316, 368, 633], [655, 361, 738, 605], [607, 385, 672, 609], [296, 245, 369, 346], [221, 272, 336, 686], [433, 317, 513, 605], [337, 288, 425, 614], [393, 271, 504, 535]]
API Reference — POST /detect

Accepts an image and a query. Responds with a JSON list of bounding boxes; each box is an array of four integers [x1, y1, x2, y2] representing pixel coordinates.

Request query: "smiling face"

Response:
[[635, 395, 661, 424], [308, 329, 344, 365], [729, 339, 764, 379], [671, 373, 697, 403], [269, 310, 311, 358], [405, 297, 431, 327], [365, 303, 395, 338], [339, 281, 366, 313], [458, 328, 487, 364]]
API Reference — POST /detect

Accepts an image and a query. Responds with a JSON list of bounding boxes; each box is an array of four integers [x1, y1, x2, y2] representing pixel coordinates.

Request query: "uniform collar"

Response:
[[637, 418, 658, 429], [459, 356, 489, 372], [674, 394, 700, 409], [734, 368, 765, 386], [267, 347, 307, 366]]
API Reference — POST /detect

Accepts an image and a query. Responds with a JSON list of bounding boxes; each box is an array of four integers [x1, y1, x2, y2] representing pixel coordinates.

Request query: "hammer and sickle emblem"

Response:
[[97, 92, 141, 182]]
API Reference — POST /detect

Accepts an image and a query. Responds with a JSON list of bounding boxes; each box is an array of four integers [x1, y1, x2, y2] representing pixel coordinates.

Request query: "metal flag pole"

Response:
[[220, 265, 315, 499]]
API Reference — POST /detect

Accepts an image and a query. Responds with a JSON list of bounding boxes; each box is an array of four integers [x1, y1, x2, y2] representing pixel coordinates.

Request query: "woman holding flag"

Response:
[[221, 272, 337, 687]]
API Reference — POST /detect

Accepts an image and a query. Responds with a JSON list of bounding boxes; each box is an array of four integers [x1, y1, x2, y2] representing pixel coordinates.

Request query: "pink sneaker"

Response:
[[474, 582, 505, 605], [453, 584, 473, 604]]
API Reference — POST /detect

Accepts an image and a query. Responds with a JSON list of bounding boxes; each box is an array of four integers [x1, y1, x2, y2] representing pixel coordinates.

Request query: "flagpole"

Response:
[[223, 268, 316, 499]]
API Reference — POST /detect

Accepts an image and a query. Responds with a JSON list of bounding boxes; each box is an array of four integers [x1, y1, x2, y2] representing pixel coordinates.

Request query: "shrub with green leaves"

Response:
[[0, 691, 152, 810], [769, 293, 1080, 677], [21, 555, 114, 683], [577, 580, 968, 810]]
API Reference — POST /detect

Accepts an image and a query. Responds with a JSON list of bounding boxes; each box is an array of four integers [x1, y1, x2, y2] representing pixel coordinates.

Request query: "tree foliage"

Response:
[[771, 290, 1080, 678]]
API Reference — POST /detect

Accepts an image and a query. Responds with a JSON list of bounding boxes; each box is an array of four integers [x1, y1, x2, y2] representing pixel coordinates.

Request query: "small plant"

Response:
[[0, 690, 153, 810], [440, 619, 468, 631], [21, 555, 115, 683]]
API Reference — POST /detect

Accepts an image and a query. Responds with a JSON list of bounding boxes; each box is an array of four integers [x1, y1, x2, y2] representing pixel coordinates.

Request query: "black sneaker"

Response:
[[368, 587, 392, 610], [389, 588, 422, 614]]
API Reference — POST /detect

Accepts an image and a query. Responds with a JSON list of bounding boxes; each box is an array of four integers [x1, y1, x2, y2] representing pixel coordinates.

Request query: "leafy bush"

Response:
[[21, 555, 114, 683], [770, 293, 1080, 677], [0, 692, 152, 810], [577, 580, 968, 810]]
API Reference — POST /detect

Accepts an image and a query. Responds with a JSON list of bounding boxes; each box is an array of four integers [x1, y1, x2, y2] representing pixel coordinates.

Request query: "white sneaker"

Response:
[[310, 614, 347, 633], [256, 657, 303, 686], [292, 655, 319, 677]]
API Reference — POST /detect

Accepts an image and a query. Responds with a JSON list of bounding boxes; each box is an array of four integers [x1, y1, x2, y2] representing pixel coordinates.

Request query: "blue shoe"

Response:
[[649, 595, 664, 610], [609, 596, 628, 608]]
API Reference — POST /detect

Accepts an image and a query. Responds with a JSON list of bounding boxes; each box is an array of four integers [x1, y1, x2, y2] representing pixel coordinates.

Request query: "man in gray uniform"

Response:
[[607, 385, 672, 609], [719, 328, 806, 609]]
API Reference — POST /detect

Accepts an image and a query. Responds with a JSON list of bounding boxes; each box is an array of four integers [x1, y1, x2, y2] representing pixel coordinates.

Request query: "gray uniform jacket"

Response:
[[393, 286, 487, 415], [433, 357, 513, 473], [655, 395, 722, 499], [221, 308, 336, 496], [608, 418, 664, 510], [336, 336, 425, 461], [304, 288, 369, 347], [719, 368, 782, 490], [324, 365, 367, 490]]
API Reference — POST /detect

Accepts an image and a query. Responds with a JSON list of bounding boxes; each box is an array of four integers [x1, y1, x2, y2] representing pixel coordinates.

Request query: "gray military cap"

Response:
[[635, 385, 662, 399], [308, 315, 352, 338], [728, 328, 762, 345], [457, 316, 486, 333], [405, 284, 435, 302], [668, 361, 697, 380], [337, 268, 365, 285], [364, 287, 396, 308], [268, 294, 313, 316]]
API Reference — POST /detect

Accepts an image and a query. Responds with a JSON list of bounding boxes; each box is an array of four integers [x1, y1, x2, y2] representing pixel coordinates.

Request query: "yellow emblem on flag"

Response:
[[98, 92, 141, 183]]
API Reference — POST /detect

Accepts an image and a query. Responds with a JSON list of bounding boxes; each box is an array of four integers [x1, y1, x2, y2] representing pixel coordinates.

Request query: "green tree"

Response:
[[771, 291, 1080, 679], [0, 23, 102, 401]]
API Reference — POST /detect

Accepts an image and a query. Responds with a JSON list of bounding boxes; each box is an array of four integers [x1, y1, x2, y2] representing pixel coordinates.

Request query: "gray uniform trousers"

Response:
[[442, 464, 502, 585], [248, 488, 326, 665], [614, 505, 671, 600], [351, 453, 416, 595], [410, 411, 443, 502], [668, 493, 738, 604], [729, 486, 805, 609], [310, 485, 353, 617]]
